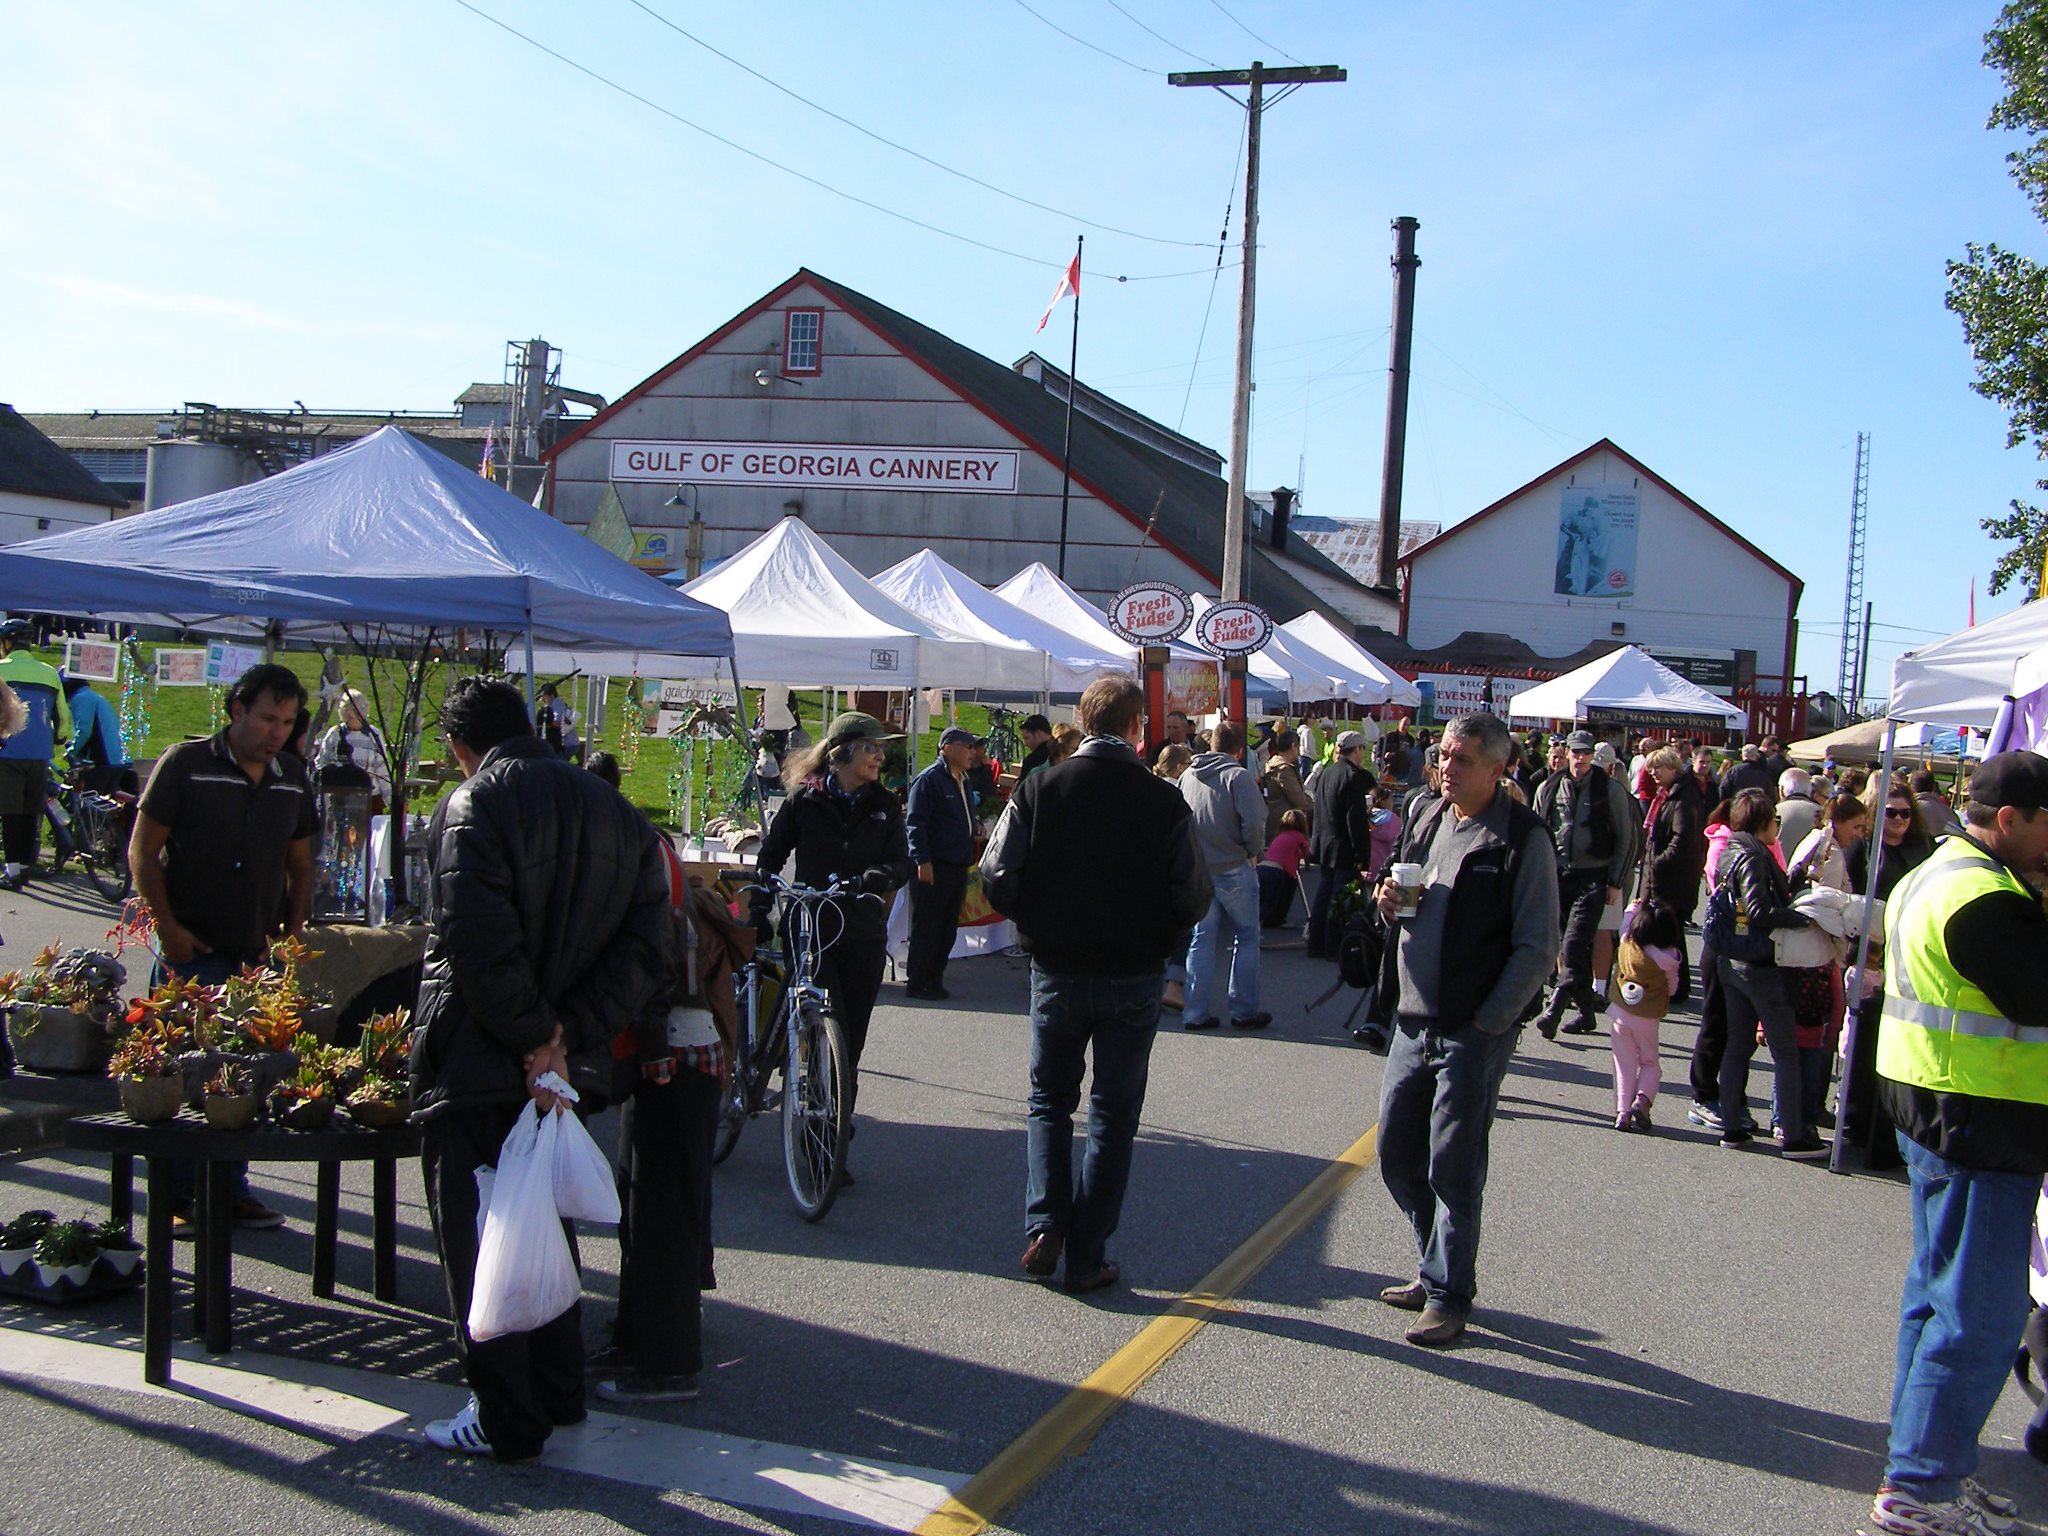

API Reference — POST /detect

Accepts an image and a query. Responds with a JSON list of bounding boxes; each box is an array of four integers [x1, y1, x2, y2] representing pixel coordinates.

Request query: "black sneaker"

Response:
[[1228, 1012, 1271, 1030], [596, 1371, 700, 1404], [1720, 1130, 1753, 1149], [1779, 1136, 1829, 1161]]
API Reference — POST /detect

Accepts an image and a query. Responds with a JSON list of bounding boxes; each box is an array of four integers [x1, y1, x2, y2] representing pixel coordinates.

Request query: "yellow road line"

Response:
[[914, 1124, 1380, 1536]]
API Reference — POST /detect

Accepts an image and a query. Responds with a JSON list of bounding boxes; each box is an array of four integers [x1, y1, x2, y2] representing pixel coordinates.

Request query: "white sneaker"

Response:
[[425, 1396, 494, 1456], [1871, 1483, 2017, 1535]]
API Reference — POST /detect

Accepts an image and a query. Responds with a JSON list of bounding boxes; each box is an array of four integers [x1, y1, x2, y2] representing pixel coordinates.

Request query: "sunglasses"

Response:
[[1884, 807, 1912, 820]]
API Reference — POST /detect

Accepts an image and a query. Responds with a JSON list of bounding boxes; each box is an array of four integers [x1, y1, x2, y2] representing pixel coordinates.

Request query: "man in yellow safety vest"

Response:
[[1868, 750, 2048, 1536]]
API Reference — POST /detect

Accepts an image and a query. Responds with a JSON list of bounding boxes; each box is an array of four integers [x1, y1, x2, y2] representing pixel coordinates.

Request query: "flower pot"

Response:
[[0, 1247, 31, 1279], [203, 1093, 260, 1131], [118, 1074, 185, 1124], [96, 1248, 142, 1279], [33, 1260, 95, 1290], [275, 1096, 334, 1131], [9, 1005, 113, 1074], [345, 1096, 411, 1129]]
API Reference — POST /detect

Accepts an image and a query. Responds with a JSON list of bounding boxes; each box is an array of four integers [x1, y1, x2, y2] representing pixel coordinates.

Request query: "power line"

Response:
[[1204, 0, 1304, 65], [624, 0, 1211, 248], [1007, 0, 1170, 74], [1177, 113, 1246, 430], [449, 0, 1211, 281], [1101, 0, 1222, 68]]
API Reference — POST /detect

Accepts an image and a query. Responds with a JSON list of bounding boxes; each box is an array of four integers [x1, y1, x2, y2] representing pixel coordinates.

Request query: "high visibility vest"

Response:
[[1875, 835, 2048, 1107]]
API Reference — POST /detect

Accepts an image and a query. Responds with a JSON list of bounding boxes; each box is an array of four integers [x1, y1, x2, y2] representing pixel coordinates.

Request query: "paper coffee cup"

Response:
[[1389, 862, 1424, 919]]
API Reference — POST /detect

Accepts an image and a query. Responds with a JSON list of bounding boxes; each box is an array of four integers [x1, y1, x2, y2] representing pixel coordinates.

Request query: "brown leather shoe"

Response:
[[1404, 1303, 1466, 1347], [1378, 1279, 1429, 1311], [1064, 1260, 1120, 1295], [1020, 1230, 1063, 1278]]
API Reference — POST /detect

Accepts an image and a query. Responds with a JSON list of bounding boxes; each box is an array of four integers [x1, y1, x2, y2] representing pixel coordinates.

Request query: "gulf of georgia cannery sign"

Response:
[[608, 440, 1021, 495]]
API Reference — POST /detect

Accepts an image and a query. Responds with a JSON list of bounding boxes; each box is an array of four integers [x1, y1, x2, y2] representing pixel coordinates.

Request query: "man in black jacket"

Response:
[[1531, 729, 1630, 1038], [1373, 713, 1558, 1347], [412, 678, 672, 1464], [1306, 731, 1376, 959], [981, 675, 1210, 1296]]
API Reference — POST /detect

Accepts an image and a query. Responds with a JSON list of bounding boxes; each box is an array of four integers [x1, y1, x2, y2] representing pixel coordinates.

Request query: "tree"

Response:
[[1948, 1, 2048, 596]]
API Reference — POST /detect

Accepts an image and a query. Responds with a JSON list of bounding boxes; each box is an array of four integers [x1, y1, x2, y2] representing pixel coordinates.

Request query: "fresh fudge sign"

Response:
[[609, 439, 1020, 495], [1108, 582, 1193, 643], [1194, 601, 1273, 657]]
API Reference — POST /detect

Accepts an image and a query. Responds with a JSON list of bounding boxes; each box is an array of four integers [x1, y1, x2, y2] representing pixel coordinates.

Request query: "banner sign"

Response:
[[609, 440, 1020, 495], [1164, 659, 1219, 719], [63, 638, 119, 684], [1107, 582, 1193, 644], [1648, 649, 1739, 694], [1553, 485, 1639, 600], [155, 648, 208, 687], [204, 641, 268, 685], [1414, 672, 1531, 727], [631, 530, 676, 570], [1193, 601, 1273, 657]]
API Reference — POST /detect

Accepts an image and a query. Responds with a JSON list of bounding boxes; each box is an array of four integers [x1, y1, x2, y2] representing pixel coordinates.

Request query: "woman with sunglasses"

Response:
[[1839, 781, 1938, 1166]]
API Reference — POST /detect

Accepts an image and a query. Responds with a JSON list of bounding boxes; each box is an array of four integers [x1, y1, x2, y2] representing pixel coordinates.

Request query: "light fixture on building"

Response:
[[755, 367, 805, 389]]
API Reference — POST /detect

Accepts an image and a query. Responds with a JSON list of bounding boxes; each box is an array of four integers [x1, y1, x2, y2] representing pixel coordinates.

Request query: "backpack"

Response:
[[1701, 881, 1773, 965]]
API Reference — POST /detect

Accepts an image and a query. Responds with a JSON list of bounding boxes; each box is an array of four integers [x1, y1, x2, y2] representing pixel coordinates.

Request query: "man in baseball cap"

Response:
[[904, 726, 984, 999], [1868, 749, 2048, 1533]]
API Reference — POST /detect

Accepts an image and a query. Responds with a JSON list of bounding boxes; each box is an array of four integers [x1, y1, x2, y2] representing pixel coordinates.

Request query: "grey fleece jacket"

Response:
[[1181, 751, 1267, 870]]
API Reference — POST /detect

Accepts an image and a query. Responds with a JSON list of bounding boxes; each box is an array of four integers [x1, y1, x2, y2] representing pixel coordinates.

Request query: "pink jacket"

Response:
[[1703, 821, 1785, 891]]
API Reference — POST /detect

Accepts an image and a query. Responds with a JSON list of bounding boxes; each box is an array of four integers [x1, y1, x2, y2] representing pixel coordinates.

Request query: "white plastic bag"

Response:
[[550, 1103, 621, 1224], [467, 1101, 580, 1342]]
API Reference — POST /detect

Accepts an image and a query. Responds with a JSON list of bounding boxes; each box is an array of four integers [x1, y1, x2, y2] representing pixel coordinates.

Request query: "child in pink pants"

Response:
[[1610, 901, 1684, 1132]]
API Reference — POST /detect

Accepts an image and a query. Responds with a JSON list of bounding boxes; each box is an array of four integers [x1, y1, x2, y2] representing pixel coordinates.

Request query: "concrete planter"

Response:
[[9, 1006, 114, 1075]]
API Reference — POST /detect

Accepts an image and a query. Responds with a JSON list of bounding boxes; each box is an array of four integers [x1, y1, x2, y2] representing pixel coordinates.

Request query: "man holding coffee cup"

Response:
[[1370, 713, 1558, 1347]]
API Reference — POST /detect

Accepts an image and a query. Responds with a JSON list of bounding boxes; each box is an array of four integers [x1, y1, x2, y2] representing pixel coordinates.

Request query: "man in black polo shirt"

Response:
[[131, 662, 315, 1231]]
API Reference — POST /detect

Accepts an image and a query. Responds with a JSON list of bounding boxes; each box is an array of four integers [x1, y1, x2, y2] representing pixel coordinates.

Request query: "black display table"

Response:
[[66, 1111, 421, 1384]]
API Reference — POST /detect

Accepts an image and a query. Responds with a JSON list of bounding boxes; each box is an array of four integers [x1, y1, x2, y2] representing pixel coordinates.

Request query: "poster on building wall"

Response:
[[1553, 486, 1638, 600], [631, 530, 676, 571]]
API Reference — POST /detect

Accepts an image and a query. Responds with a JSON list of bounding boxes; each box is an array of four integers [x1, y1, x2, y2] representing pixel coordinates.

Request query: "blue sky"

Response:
[[3, 1, 2038, 701]]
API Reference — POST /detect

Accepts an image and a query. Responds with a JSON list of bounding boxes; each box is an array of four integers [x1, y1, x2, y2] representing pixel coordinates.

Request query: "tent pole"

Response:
[[521, 614, 536, 718], [733, 656, 767, 833], [1830, 716, 1898, 1175]]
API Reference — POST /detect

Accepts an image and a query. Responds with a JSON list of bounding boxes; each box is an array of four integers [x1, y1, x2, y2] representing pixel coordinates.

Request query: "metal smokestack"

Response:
[[1376, 217, 1420, 593], [1269, 486, 1294, 549]]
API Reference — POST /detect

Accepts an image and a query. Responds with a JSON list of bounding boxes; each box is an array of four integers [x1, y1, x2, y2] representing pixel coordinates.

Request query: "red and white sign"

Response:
[[1194, 602, 1273, 657], [1107, 582, 1193, 644], [609, 439, 1020, 495]]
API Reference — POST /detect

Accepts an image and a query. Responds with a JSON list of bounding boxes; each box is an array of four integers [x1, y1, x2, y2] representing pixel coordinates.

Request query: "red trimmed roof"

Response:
[[1395, 438, 1804, 598]]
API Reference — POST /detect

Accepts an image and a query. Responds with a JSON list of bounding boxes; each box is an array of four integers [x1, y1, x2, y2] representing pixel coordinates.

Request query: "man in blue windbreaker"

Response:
[[0, 619, 71, 889]]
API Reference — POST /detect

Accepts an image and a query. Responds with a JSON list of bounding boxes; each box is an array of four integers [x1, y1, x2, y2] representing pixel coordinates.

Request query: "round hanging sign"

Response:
[[1107, 581, 1194, 644], [1194, 601, 1274, 657]]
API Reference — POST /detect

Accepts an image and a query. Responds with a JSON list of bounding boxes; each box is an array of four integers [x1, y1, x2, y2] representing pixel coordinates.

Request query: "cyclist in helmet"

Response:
[[0, 619, 70, 889]]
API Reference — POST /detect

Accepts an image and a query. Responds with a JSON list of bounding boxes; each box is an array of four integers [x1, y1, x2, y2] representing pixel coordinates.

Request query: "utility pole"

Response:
[[1172, 61, 1346, 604]]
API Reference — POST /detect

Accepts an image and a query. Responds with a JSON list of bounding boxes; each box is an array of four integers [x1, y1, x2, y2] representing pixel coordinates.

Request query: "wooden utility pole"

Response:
[[1171, 61, 1346, 603]]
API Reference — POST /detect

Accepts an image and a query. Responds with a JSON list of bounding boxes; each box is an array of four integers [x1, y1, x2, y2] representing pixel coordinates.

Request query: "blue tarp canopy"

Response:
[[0, 426, 733, 657]]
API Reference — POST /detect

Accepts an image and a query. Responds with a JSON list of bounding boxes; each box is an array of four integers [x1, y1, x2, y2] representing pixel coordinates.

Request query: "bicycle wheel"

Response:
[[710, 1068, 749, 1165], [84, 807, 131, 902], [781, 994, 851, 1221]]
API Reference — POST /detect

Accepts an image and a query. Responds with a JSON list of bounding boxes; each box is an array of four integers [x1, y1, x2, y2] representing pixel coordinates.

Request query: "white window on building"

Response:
[[784, 309, 822, 376]]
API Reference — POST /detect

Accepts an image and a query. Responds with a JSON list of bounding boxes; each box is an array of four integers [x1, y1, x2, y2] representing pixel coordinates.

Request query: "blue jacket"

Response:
[[905, 759, 976, 867], [68, 685, 128, 767]]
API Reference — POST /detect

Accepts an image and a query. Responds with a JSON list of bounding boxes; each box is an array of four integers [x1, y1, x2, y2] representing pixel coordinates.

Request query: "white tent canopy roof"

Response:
[[873, 550, 1128, 695], [1186, 594, 1375, 706], [1507, 645, 1749, 728], [1279, 611, 1421, 708], [1889, 600, 2048, 728], [671, 516, 999, 687]]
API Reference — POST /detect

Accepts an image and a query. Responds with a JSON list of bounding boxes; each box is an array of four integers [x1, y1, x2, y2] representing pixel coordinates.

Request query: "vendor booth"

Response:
[[1279, 611, 1421, 709], [1507, 645, 1748, 734], [873, 550, 1128, 696]]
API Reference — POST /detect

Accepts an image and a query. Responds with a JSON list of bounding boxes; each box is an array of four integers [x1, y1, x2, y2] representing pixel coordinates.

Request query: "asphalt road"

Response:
[[3, 869, 2046, 1535]]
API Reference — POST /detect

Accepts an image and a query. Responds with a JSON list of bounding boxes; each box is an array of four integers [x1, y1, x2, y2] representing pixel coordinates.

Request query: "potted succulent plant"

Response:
[[92, 1217, 143, 1278], [1, 944, 128, 1074], [31, 1219, 103, 1289], [202, 1061, 259, 1131], [0, 1209, 56, 1279], [270, 1057, 337, 1131], [345, 1069, 411, 1129], [356, 1006, 413, 1079], [108, 1020, 187, 1123]]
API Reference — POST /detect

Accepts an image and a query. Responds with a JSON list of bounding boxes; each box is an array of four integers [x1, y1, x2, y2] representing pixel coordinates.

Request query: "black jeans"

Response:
[[1716, 958, 1809, 1144], [1256, 864, 1297, 927], [421, 1100, 586, 1460], [1553, 870, 1610, 1023], [817, 931, 887, 1118], [907, 862, 968, 990], [1688, 941, 1727, 1104], [615, 1069, 720, 1378], [1306, 865, 1349, 957]]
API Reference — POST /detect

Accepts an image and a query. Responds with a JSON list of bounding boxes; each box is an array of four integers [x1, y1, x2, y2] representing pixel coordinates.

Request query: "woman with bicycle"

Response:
[[753, 712, 914, 1174]]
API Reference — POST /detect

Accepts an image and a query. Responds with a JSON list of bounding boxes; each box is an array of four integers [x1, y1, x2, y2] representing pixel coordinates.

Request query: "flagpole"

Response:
[[1056, 234, 1082, 580]]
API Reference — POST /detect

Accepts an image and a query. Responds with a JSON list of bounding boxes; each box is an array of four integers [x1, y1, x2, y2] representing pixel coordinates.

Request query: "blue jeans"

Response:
[[1025, 968, 1162, 1278], [1885, 1132, 2037, 1500], [1378, 1017, 1522, 1314], [158, 950, 257, 1205], [1185, 864, 1261, 1024]]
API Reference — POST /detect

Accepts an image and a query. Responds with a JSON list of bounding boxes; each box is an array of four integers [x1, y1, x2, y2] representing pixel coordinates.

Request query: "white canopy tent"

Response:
[[1889, 599, 2048, 737], [1507, 645, 1749, 730], [1185, 594, 1379, 707], [660, 516, 1005, 688], [1279, 611, 1421, 709], [873, 550, 1124, 695]]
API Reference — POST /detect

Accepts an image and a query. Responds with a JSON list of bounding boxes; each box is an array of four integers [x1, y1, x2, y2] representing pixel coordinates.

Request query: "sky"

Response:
[[3, 1, 2040, 706]]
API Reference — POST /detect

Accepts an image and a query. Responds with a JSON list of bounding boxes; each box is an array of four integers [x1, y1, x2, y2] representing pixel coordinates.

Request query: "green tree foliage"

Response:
[[1949, 1, 2048, 595]]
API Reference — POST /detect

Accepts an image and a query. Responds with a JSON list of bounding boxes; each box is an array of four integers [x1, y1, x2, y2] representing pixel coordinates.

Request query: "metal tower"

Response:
[[1838, 432, 1869, 713]]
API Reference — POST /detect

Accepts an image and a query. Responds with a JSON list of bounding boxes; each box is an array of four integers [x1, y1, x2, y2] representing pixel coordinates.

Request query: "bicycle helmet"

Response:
[[0, 618, 31, 644]]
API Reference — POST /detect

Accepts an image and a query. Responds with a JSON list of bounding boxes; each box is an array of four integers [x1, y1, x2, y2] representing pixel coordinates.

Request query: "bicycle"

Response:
[[712, 872, 872, 1220], [981, 704, 1023, 770], [53, 768, 134, 902]]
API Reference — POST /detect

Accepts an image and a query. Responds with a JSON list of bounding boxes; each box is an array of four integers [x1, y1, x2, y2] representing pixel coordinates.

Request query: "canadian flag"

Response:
[[1036, 254, 1080, 333]]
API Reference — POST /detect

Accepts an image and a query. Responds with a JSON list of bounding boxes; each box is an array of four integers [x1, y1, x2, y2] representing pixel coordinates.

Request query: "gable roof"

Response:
[[1396, 437, 1802, 597], [0, 405, 127, 508], [543, 269, 1374, 620]]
